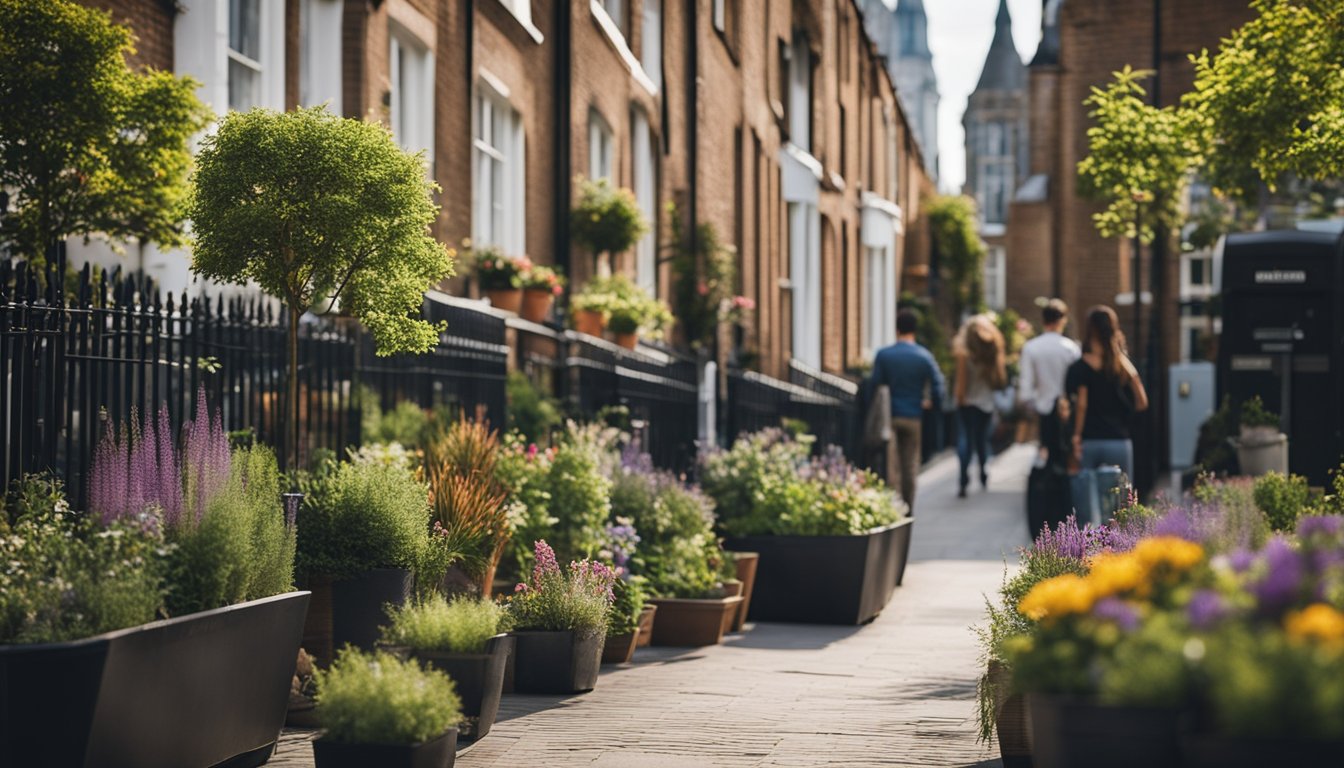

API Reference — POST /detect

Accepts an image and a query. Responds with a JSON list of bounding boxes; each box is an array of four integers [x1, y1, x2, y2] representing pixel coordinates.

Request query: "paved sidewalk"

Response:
[[271, 445, 1034, 768]]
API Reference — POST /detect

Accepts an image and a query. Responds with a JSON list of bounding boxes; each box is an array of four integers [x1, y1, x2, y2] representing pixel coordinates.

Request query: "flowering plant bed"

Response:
[[986, 473, 1344, 768], [0, 591, 310, 768]]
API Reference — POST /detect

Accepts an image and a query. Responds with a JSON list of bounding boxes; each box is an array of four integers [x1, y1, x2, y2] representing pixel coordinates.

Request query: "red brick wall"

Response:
[[82, 0, 174, 71]]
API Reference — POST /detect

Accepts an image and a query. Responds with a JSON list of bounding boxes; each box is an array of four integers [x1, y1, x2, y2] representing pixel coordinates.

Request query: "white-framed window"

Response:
[[499, 0, 532, 26], [177, 0, 285, 115], [865, 246, 895, 357], [633, 109, 657, 291], [641, 0, 662, 90], [473, 83, 526, 254], [589, 110, 614, 180], [984, 246, 1006, 310], [390, 22, 435, 171], [300, 0, 343, 113], [788, 201, 821, 368], [787, 31, 812, 151], [227, 0, 262, 111], [977, 159, 1010, 224]]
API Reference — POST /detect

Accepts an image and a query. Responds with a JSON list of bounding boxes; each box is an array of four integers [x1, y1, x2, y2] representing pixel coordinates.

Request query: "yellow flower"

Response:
[[1132, 536, 1204, 573], [1087, 552, 1150, 599], [1285, 603, 1344, 648], [1018, 573, 1095, 622]]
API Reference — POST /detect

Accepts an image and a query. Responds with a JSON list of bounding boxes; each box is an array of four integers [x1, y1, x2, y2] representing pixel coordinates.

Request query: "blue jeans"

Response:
[[1080, 438, 1133, 478], [1072, 439, 1133, 525], [957, 406, 993, 489]]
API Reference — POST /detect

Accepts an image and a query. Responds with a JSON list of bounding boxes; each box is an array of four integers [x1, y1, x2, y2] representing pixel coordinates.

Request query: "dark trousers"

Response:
[[957, 406, 993, 488]]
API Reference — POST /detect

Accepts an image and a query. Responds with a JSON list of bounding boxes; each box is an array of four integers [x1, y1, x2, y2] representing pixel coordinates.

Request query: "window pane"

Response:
[[229, 0, 260, 60], [228, 57, 259, 111]]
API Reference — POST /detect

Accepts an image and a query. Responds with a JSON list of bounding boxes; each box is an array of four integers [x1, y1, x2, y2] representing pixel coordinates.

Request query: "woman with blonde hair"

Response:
[[954, 315, 1007, 497], [1068, 305, 1148, 478]]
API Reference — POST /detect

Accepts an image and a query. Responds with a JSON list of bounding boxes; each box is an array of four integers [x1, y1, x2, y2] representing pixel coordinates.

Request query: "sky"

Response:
[[919, 0, 1042, 193]]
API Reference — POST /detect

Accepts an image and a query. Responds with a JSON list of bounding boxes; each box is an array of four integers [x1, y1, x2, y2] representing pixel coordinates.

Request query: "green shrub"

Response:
[[1253, 471, 1311, 532], [607, 575, 647, 637], [494, 436, 556, 579], [611, 467, 722, 599], [381, 595, 505, 654], [316, 648, 461, 745], [361, 392, 432, 449], [506, 371, 563, 444], [0, 475, 166, 643], [166, 445, 296, 615], [298, 460, 431, 580], [1240, 395, 1279, 429], [545, 439, 611, 562], [569, 176, 648, 257]]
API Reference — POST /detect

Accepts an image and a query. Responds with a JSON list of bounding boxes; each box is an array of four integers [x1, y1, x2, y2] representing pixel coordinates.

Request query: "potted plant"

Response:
[[701, 429, 912, 625], [606, 298, 644, 350], [505, 540, 616, 693], [602, 574, 648, 664], [520, 265, 565, 323], [1234, 396, 1288, 476], [380, 596, 513, 740], [570, 287, 611, 337], [312, 648, 462, 768], [296, 457, 440, 666], [569, 176, 648, 275], [611, 454, 742, 647], [1, 401, 308, 768], [470, 245, 528, 314]]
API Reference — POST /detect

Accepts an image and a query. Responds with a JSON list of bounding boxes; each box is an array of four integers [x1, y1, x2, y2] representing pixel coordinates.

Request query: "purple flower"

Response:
[[1297, 515, 1344, 540], [1228, 548, 1256, 573], [1187, 589, 1228, 630], [1252, 537, 1304, 614], [532, 539, 561, 584], [1091, 597, 1139, 631], [1033, 514, 1089, 560]]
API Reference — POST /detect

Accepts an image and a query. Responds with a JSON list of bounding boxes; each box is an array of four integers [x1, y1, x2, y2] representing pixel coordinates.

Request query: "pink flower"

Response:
[[527, 443, 539, 458], [732, 295, 756, 310], [532, 539, 561, 584], [697, 282, 709, 296]]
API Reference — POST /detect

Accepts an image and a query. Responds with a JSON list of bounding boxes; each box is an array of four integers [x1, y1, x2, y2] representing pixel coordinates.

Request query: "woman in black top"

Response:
[[1068, 305, 1148, 478]]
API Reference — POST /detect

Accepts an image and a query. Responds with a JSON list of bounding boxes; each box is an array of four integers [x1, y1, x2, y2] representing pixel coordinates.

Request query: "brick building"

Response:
[[70, 0, 933, 382], [1006, 0, 1255, 364]]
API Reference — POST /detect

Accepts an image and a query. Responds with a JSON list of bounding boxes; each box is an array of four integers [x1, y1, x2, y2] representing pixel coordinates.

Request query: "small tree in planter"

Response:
[[380, 596, 512, 740], [187, 107, 454, 470], [505, 540, 616, 693], [0, 0, 211, 263], [569, 176, 648, 276], [313, 648, 463, 768]]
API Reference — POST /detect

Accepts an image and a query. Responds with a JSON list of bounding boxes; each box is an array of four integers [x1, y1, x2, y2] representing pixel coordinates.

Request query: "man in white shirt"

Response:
[[1018, 299, 1081, 467]]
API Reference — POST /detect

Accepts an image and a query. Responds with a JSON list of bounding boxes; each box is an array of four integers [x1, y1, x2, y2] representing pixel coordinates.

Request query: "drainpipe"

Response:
[[555, 0, 573, 286]]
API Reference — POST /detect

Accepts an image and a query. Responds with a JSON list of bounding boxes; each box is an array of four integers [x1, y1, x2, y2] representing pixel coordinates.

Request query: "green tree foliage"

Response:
[[1186, 0, 1344, 201], [0, 0, 210, 260], [667, 205, 736, 351], [925, 194, 987, 317], [187, 107, 454, 464], [569, 176, 649, 261], [1077, 67, 1201, 245]]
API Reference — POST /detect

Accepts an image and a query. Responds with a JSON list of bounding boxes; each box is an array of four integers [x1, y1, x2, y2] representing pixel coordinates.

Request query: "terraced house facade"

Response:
[[75, 0, 933, 383]]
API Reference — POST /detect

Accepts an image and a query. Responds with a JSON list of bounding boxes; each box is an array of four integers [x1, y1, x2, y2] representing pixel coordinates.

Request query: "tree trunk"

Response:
[[287, 305, 301, 472]]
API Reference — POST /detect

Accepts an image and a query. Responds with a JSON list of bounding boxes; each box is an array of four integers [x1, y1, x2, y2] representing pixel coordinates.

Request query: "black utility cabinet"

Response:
[[1217, 230, 1344, 485]]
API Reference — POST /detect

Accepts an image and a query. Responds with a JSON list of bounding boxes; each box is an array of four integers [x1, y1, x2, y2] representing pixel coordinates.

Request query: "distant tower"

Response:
[[962, 0, 1028, 308], [877, 0, 939, 180]]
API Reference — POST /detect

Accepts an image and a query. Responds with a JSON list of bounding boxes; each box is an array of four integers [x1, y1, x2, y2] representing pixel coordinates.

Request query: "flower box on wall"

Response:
[[723, 518, 914, 625], [0, 591, 310, 768]]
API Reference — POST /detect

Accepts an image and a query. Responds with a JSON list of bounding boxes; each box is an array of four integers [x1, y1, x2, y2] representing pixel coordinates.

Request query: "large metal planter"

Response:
[[723, 518, 913, 625], [410, 635, 513, 741], [509, 629, 603, 694], [0, 591, 311, 768]]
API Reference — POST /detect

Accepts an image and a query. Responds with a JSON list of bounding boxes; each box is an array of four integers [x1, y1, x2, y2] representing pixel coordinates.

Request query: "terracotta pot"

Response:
[[731, 552, 759, 632], [721, 580, 744, 598], [601, 631, 638, 665], [647, 596, 744, 647], [520, 289, 555, 323], [484, 288, 522, 314], [614, 331, 639, 350], [574, 309, 605, 337], [634, 604, 657, 648]]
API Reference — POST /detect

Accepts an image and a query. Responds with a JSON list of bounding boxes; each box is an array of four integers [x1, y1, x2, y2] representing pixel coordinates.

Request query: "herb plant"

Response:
[[507, 540, 616, 635], [381, 595, 506, 655], [297, 460, 431, 580], [1253, 471, 1312, 532], [316, 648, 461, 745]]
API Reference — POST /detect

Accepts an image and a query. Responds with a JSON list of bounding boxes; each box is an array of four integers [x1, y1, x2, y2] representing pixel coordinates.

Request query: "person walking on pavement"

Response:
[[953, 315, 1007, 498], [1018, 299, 1081, 469], [868, 309, 946, 514], [1069, 305, 1149, 479]]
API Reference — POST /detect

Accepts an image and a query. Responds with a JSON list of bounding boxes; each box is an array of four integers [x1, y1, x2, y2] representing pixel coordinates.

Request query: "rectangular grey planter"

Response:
[[724, 518, 913, 625], [0, 590, 311, 768]]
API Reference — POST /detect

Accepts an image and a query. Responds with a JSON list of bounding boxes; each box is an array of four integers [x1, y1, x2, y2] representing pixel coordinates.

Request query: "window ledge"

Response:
[[783, 142, 823, 180], [590, 0, 658, 96], [493, 0, 544, 43]]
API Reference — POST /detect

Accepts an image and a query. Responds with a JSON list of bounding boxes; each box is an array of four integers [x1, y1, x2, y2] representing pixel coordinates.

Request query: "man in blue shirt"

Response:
[[868, 309, 945, 513]]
